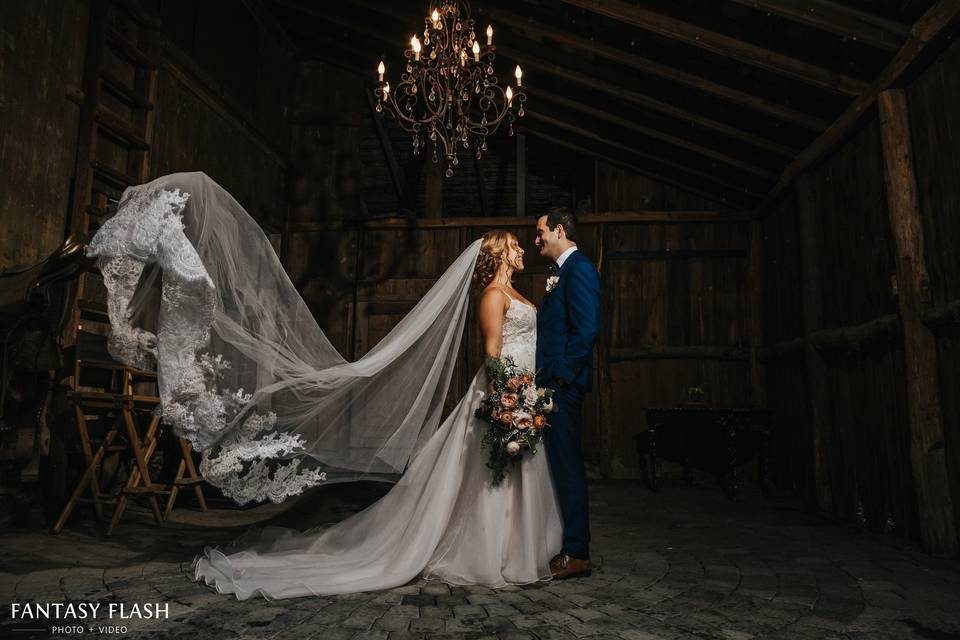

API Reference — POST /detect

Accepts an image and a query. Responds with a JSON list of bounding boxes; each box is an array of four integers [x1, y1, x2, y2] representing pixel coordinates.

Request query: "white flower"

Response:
[[523, 386, 539, 406], [513, 411, 533, 429], [506, 441, 521, 455], [542, 397, 555, 413], [545, 275, 560, 292]]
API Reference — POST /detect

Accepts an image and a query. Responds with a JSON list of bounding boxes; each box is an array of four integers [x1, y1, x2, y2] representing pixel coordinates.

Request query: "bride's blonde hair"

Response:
[[473, 229, 516, 291]]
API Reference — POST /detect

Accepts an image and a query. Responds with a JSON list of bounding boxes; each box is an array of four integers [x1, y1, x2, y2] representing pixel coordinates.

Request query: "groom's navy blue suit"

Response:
[[536, 248, 601, 561]]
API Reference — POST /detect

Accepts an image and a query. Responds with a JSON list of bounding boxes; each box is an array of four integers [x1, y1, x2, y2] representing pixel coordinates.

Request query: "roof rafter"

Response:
[[517, 123, 745, 207], [755, 0, 960, 217], [559, 0, 871, 96], [276, 0, 800, 161], [525, 86, 780, 180], [478, 3, 829, 130], [728, 0, 909, 52]]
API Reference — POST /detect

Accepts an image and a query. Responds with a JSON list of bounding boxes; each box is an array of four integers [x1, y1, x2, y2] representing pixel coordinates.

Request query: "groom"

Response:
[[534, 207, 601, 580]]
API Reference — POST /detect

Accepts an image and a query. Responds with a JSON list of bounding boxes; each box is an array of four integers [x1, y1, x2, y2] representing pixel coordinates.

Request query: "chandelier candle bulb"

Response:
[[373, 1, 523, 177]]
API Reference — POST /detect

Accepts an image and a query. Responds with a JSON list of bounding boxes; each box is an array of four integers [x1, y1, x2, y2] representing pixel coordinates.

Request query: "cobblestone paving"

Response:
[[2, 481, 959, 639]]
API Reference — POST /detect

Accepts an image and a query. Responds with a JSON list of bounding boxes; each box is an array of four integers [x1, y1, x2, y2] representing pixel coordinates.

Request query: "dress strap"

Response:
[[493, 283, 515, 302]]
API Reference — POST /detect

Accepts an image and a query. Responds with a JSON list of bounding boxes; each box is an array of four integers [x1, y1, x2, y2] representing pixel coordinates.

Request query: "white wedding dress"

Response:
[[193, 297, 564, 599]]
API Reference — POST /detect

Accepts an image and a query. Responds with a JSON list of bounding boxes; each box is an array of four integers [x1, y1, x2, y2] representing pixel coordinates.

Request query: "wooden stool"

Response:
[[53, 331, 207, 534]]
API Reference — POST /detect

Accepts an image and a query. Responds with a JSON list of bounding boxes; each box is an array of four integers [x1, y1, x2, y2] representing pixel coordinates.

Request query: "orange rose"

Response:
[[500, 393, 518, 409], [533, 414, 548, 429], [499, 411, 514, 425], [507, 377, 522, 391], [519, 373, 533, 385]]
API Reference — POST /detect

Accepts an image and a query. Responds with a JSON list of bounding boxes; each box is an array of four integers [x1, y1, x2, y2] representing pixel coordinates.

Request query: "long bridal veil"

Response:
[[87, 172, 481, 505]]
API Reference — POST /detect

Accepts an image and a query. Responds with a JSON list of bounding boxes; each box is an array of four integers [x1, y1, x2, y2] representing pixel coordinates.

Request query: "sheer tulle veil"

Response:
[[86, 172, 482, 505]]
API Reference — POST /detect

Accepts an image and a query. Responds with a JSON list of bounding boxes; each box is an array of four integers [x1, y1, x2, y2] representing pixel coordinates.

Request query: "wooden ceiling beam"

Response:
[[524, 111, 769, 198], [279, 0, 801, 159], [506, 48, 799, 157], [518, 123, 746, 207], [478, 4, 829, 130], [755, 0, 960, 217], [526, 86, 781, 180], [728, 0, 909, 52], [559, 0, 871, 96]]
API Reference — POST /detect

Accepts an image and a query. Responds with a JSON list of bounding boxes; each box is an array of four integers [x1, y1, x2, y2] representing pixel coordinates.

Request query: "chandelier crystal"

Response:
[[374, 0, 525, 178]]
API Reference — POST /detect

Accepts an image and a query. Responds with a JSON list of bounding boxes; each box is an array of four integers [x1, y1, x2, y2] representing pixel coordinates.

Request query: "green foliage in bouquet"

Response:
[[474, 356, 554, 485]]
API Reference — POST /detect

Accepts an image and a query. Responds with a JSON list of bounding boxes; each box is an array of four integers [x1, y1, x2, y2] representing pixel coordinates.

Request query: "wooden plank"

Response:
[[365, 88, 404, 201], [610, 346, 749, 361], [878, 88, 957, 555], [479, 3, 829, 129], [749, 221, 767, 406], [516, 133, 526, 217], [607, 248, 748, 260], [756, 1, 960, 218], [527, 88, 781, 179], [729, 0, 908, 51], [287, 211, 751, 232], [425, 140, 443, 218], [296, 0, 801, 160], [796, 172, 835, 515], [517, 124, 746, 206], [160, 42, 290, 168], [560, 0, 871, 96], [523, 113, 769, 199], [510, 49, 798, 158], [810, 313, 901, 352], [472, 139, 490, 217]]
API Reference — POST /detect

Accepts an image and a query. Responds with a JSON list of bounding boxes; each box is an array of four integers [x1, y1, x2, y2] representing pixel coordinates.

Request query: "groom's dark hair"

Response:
[[542, 206, 578, 242]]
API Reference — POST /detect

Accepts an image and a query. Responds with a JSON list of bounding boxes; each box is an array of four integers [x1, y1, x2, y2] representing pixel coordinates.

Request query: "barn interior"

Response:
[[2, 0, 960, 638]]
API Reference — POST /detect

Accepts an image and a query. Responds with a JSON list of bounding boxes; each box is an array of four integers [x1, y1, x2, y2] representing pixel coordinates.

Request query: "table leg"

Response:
[[649, 426, 659, 492], [725, 417, 738, 500], [759, 428, 770, 497]]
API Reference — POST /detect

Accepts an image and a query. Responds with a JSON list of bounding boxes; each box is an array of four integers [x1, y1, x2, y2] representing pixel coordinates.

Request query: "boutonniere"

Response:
[[545, 275, 560, 293]]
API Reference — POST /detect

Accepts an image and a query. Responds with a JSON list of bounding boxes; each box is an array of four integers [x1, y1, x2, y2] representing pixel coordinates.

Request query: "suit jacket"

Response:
[[535, 249, 602, 391]]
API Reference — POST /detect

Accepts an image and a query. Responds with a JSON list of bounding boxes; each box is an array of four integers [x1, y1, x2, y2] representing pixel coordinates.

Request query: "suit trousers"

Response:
[[544, 382, 590, 560]]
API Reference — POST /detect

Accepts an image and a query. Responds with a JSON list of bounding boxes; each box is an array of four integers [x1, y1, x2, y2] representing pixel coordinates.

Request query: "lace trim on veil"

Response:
[[88, 183, 324, 505]]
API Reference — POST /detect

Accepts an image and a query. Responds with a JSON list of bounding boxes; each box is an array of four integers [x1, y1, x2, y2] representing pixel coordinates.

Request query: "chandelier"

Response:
[[374, 0, 525, 178]]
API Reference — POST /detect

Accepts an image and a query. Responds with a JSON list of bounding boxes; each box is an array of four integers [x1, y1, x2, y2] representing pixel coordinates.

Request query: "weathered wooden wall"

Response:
[[0, 0, 293, 273], [285, 86, 756, 480], [153, 0, 293, 231], [761, 37, 960, 550], [908, 36, 960, 553], [0, 0, 89, 270]]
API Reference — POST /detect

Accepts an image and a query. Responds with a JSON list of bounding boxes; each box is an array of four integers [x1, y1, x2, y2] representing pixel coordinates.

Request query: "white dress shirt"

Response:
[[555, 246, 578, 269]]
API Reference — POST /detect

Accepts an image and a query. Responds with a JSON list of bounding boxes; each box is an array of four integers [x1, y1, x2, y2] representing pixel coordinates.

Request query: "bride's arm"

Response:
[[478, 288, 509, 361]]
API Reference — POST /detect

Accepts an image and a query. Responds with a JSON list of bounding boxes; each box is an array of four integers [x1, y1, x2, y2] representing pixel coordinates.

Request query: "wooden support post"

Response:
[[878, 88, 957, 555], [365, 89, 403, 201], [425, 141, 443, 218], [516, 133, 526, 217], [795, 173, 835, 515], [749, 220, 767, 408], [472, 139, 489, 217]]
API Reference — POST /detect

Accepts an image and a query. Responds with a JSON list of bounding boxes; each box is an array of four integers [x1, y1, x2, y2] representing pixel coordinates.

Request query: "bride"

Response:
[[85, 172, 562, 600], [192, 230, 563, 599]]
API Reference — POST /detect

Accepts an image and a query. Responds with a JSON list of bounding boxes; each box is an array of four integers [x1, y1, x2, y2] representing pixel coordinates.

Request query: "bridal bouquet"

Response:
[[474, 356, 554, 485]]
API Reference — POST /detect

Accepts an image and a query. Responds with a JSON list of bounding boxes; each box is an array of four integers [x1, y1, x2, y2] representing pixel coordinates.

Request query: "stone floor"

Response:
[[2, 480, 959, 640]]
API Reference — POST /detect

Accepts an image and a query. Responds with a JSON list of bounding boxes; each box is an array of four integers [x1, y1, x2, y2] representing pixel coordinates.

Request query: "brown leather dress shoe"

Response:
[[550, 554, 592, 579]]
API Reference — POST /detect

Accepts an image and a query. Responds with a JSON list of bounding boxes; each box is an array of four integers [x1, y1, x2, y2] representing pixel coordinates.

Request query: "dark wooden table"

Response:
[[635, 407, 772, 499]]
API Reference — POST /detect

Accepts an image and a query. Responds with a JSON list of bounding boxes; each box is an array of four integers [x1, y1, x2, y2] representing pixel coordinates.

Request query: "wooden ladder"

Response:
[[65, 0, 160, 348]]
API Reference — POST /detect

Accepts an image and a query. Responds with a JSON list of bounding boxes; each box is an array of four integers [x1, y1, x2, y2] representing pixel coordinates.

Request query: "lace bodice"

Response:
[[500, 299, 537, 371]]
